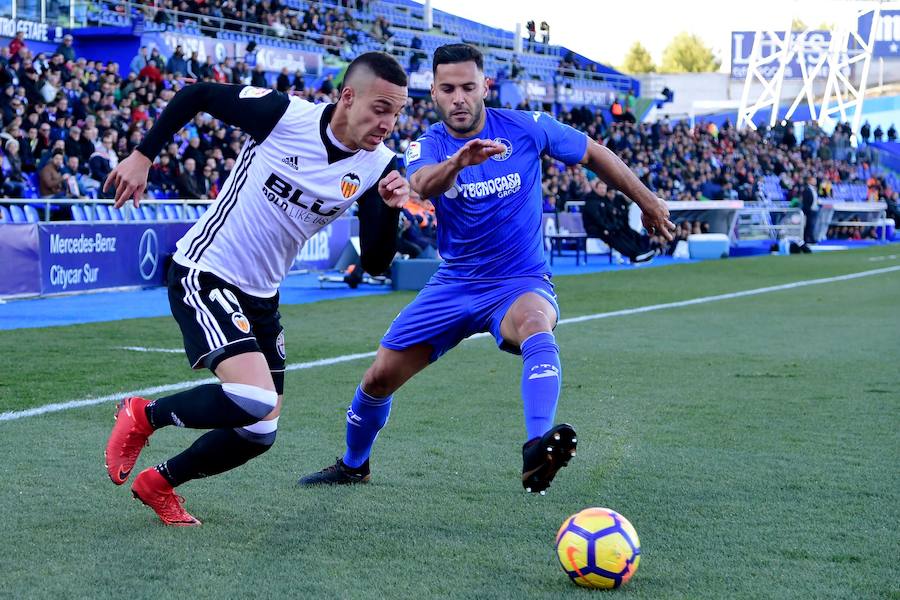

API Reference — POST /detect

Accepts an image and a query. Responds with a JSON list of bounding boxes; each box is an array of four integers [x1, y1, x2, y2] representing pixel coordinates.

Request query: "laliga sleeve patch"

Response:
[[239, 86, 274, 99], [406, 141, 421, 163]]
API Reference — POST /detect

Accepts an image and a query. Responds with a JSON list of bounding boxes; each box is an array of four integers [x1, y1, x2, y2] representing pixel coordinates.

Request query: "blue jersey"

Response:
[[405, 108, 588, 281]]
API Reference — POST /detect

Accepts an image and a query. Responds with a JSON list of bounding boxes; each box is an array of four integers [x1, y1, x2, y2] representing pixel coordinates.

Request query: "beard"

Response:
[[438, 102, 485, 136]]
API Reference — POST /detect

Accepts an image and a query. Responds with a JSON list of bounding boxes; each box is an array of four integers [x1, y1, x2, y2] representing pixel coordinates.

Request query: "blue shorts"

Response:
[[381, 274, 559, 362]]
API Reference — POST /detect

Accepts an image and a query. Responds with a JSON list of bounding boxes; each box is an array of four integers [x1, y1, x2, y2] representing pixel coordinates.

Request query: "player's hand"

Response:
[[450, 138, 506, 168], [104, 150, 152, 208], [640, 196, 676, 241], [378, 170, 409, 208]]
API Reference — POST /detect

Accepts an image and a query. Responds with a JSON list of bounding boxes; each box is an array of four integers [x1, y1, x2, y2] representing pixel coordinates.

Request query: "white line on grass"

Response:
[[118, 346, 185, 353], [2, 265, 898, 423]]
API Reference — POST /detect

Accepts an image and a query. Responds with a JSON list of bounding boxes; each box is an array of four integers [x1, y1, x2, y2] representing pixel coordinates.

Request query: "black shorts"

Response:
[[168, 262, 286, 391]]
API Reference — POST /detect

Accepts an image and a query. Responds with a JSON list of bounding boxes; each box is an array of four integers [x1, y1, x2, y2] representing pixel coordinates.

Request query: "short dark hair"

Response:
[[343, 52, 407, 88], [433, 43, 483, 73]]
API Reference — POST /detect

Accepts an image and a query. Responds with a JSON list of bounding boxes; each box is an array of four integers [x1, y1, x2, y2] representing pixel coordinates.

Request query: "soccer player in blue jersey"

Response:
[[299, 43, 674, 492]]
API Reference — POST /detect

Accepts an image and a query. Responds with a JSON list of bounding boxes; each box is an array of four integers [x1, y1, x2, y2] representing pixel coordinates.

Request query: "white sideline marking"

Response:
[[118, 346, 184, 354], [2, 266, 898, 423]]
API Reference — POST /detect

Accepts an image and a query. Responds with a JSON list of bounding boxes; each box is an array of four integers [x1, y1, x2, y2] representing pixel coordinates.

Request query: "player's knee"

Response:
[[516, 309, 553, 339], [222, 382, 279, 421], [234, 416, 278, 448], [361, 364, 397, 398]]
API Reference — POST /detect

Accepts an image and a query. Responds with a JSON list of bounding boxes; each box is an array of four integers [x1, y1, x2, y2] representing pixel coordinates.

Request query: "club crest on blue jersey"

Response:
[[341, 173, 361, 198], [491, 137, 513, 161]]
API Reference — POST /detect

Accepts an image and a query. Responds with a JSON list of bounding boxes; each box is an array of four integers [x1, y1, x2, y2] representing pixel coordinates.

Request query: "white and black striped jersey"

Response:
[[136, 83, 399, 298]]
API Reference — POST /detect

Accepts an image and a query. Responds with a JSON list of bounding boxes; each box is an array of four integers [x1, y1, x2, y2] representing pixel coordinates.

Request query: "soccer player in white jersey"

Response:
[[103, 52, 410, 526], [298, 44, 674, 493]]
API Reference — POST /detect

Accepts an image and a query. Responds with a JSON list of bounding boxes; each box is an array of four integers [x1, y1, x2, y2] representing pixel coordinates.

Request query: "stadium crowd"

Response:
[[0, 20, 896, 246]]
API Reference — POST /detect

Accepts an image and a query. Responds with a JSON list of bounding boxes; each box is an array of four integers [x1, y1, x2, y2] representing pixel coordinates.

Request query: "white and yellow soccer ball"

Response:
[[555, 507, 641, 589]]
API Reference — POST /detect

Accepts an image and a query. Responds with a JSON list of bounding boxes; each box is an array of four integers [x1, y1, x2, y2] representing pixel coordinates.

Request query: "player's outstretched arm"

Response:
[[410, 138, 505, 200], [105, 83, 289, 208], [580, 140, 675, 241]]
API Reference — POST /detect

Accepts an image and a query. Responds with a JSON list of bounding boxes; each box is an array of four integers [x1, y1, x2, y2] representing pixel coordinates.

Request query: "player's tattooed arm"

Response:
[[580, 139, 675, 241], [410, 139, 505, 200]]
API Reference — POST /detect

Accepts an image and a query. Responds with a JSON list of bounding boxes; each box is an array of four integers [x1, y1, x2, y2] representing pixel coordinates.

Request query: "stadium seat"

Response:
[[129, 206, 144, 222], [9, 205, 26, 223], [196, 204, 208, 217], [0, 205, 11, 223], [23, 205, 40, 223], [94, 204, 111, 221], [109, 206, 123, 221], [141, 205, 156, 221], [71, 205, 86, 222], [184, 205, 199, 220]]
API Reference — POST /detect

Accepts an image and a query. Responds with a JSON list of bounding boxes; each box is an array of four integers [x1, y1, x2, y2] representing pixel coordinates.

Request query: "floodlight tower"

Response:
[[736, 1, 882, 135]]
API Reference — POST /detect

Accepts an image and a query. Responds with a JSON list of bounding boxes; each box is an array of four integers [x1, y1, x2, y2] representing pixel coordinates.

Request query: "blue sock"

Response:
[[521, 331, 561, 442], [343, 385, 392, 468]]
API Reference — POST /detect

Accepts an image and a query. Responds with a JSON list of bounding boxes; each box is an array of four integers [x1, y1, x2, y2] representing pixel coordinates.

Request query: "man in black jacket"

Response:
[[801, 174, 819, 243], [582, 178, 657, 262]]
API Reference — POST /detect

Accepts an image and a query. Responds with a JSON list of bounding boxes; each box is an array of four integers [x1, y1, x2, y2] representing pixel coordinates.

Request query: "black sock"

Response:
[[147, 384, 260, 429], [157, 428, 274, 486]]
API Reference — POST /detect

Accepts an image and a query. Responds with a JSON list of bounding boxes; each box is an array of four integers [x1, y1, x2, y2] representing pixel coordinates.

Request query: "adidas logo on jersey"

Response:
[[281, 156, 300, 171]]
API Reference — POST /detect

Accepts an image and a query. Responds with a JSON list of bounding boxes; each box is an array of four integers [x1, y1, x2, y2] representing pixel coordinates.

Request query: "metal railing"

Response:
[[1, 197, 212, 223]]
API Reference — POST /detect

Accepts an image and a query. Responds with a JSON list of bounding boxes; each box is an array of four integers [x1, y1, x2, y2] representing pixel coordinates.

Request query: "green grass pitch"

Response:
[[1, 247, 898, 599]]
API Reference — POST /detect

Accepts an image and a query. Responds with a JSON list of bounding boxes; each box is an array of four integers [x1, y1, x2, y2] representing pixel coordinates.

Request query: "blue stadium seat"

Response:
[[141, 205, 156, 221], [10, 205, 26, 223], [162, 204, 177, 220], [196, 204, 208, 217], [129, 206, 144, 222], [94, 204, 110, 221], [0, 205, 11, 223], [23, 205, 40, 223], [71, 205, 87, 222], [184, 205, 199, 220], [109, 206, 123, 221]]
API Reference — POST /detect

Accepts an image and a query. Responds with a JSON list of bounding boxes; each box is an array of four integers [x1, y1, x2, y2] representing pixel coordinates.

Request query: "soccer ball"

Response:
[[555, 507, 641, 589]]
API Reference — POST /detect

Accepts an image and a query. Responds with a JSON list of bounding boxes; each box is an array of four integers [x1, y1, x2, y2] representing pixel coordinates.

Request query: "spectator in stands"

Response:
[[582, 179, 657, 262], [888, 124, 897, 142], [177, 157, 206, 199], [9, 32, 26, 59], [89, 132, 117, 194], [511, 55, 524, 80], [233, 61, 251, 85], [187, 51, 201, 80], [166, 45, 188, 76], [540, 21, 550, 45], [276, 67, 291, 92], [56, 34, 75, 63], [130, 46, 149, 75], [802, 174, 819, 244], [874, 124, 884, 142], [148, 47, 166, 72], [860, 121, 871, 143], [39, 149, 67, 198], [2, 138, 26, 197], [290, 69, 305, 93], [372, 16, 392, 43], [251, 63, 268, 88], [64, 124, 86, 162], [62, 154, 99, 197], [526, 20, 536, 50], [149, 152, 178, 195]]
